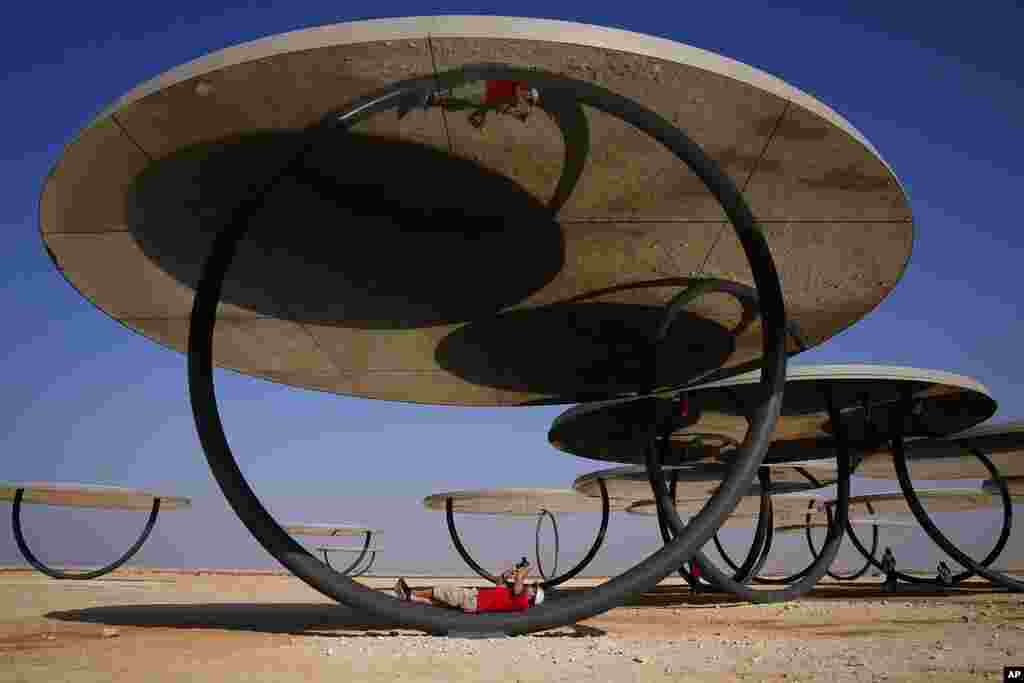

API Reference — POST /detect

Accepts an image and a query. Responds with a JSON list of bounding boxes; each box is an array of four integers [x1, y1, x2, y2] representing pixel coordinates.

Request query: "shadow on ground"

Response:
[[44, 603, 607, 638]]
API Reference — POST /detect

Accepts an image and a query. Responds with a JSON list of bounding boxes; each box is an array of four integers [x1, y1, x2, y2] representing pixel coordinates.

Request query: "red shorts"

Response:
[[485, 80, 520, 104]]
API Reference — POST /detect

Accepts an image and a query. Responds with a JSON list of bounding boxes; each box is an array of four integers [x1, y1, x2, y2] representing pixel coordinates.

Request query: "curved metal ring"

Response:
[[535, 509, 560, 581], [326, 548, 378, 578], [844, 441, 1013, 587], [186, 64, 788, 634], [805, 499, 878, 582], [446, 479, 610, 590], [745, 468, 826, 585], [650, 384, 852, 602], [892, 429, 1020, 590], [352, 551, 377, 578], [711, 469, 775, 583], [12, 489, 161, 580], [320, 531, 374, 576]]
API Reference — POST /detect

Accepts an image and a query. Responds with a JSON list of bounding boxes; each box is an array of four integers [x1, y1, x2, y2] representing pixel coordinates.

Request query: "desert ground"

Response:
[[1, 567, 1022, 682]]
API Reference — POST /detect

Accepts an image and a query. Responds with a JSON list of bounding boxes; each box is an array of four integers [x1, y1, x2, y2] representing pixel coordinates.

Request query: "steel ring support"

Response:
[[655, 472, 701, 589], [446, 480, 610, 590], [843, 443, 1013, 586], [187, 65, 788, 634], [445, 497, 502, 584], [650, 383, 851, 602], [748, 468, 824, 585], [535, 509, 560, 581], [327, 531, 374, 576], [890, 404, 1021, 590], [711, 468, 775, 583], [806, 500, 878, 581], [12, 489, 161, 580]]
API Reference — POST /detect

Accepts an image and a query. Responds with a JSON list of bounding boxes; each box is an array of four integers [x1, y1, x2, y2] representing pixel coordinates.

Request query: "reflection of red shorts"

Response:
[[485, 79, 519, 104]]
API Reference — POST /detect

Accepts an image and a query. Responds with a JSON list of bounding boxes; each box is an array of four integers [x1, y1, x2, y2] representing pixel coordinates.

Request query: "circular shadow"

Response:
[[126, 130, 564, 328], [436, 302, 734, 401]]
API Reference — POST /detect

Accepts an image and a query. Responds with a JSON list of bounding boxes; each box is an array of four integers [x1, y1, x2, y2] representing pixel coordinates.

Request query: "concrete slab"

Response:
[[573, 464, 831, 504], [423, 488, 630, 515], [282, 524, 380, 536], [776, 488, 1000, 515], [0, 482, 190, 511], [855, 420, 1024, 479], [624, 494, 814, 524], [549, 364, 995, 465]]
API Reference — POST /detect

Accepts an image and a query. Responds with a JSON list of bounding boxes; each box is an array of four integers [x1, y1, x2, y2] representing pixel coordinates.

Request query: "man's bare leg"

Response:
[[409, 588, 436, 606]]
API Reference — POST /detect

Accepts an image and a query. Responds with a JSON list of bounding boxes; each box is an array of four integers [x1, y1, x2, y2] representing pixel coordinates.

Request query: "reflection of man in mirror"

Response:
[[407, 80, 540, 129]]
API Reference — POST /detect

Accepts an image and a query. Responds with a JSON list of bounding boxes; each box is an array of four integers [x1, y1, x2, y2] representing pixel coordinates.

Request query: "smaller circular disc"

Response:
[[283, 523, 380, 536], [855, 420, 1024, 479], [573, 464, 831, 503], [775, 517, 920, 534], [549, 365, 996, 465], [624, 496, 812, 526], [423, 488, 629, 515], [0, 481, 190, 510], [787, 488, 999, 516]]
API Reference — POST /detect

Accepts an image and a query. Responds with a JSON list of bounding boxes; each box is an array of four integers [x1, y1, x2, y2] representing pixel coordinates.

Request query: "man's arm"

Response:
[[511, 565, 528, 595]]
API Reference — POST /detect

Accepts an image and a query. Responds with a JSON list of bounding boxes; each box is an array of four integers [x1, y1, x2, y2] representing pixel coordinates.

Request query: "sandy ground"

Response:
[[1, 567, 1022, 682]]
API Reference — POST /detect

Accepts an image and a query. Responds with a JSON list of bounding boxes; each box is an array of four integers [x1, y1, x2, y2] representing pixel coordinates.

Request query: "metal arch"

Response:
[[843, 440, 1014, 587], [654, 468, 705, 590], [746, 468, 826, 585], [649, 383, 852, 603], [539, 478, 611, 589], [535, 509, 560, 581], [710, 467, 775, 583], [186, 64, 789, 634], [445, 497, 502, 585], [322, 546, 379, 578], [351, 550, 378, 578], [445, 479, 611, 590], [890, 397, 1021, 590], [12, 489, 161, 580], [805, 499, 878, 581], [319, 530, 374, 577]]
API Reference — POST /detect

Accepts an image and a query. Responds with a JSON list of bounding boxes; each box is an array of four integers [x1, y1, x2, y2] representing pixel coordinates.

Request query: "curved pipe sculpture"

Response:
[[648, 384, 852, 603], [805, 501, 879, 581], [12, 489, 161, 580], [535, 509, 561, 582], [319, 531, 376, 577], [889, 392, 1020, 591], [710, 468, 775, 583], [738, 468, 828, 586], [842, 438, 1013, 588], [445, 480, 610, 590], [186, 64, 788, 634]]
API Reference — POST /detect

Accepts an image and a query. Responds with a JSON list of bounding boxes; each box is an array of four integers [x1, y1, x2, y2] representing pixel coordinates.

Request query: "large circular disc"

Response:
[[855, 420, 1024, 479], [550, 364, 995, 464], [40, 17, 912, 406], [0, 482, 191, 511], [423, 488, 629, 515], [573, 464, 830, 503]]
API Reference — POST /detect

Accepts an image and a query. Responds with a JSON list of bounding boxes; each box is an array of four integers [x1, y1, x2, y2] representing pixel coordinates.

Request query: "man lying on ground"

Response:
[[394, 561, 544, 612]]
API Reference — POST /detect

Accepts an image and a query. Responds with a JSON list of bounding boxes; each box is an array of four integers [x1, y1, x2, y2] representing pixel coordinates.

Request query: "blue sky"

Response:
[[1, 2, 1022, 577]]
